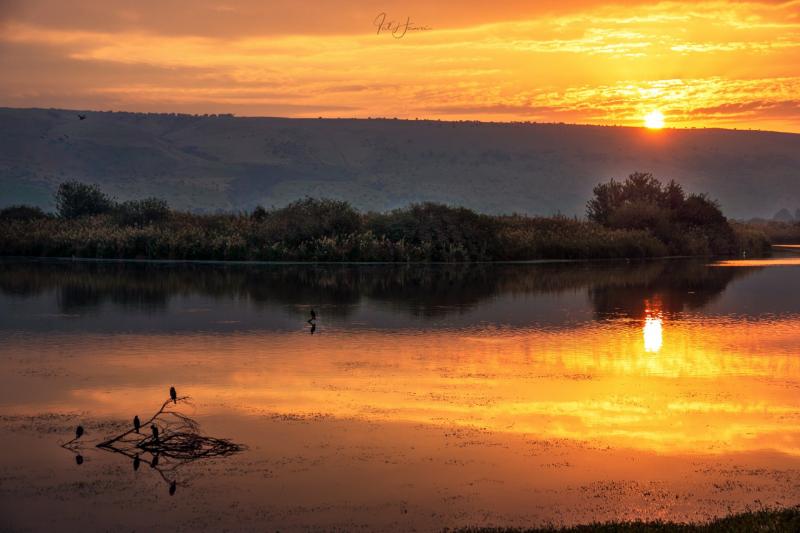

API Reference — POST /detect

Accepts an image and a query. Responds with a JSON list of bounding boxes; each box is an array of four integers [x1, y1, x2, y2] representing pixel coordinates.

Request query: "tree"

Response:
[[55, 181, 114, 219], [251, 205, 268, 222], [586, 172, 737, 255], [586, 179, 624, 225], [113, 198, 170, 226], [0, 205, 49, 221]]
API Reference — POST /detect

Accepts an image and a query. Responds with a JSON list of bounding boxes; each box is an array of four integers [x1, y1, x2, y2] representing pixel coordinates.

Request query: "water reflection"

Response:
[[0, 258, 758, 327], [1, 257, 796, 456], [2, 257, 800, 529], [643, 316, 663, 353]]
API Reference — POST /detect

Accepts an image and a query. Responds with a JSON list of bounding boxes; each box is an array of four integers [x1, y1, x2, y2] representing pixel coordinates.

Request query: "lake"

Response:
[[1, 255, 799, 531]]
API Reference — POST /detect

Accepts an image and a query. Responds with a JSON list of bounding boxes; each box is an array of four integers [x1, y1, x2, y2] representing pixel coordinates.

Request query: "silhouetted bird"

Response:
[[75, 425, 84, 440], [169, 481, 176, 496], [151, 454, 159, 468], [170, 386, 177, 404], [151, 424, 159, 442], [134, 415, 141, 433], [77, 114, 86, 120], [76, 455, 84, 465], [133, 455, 140, 471], [310, 309, 316, 321]]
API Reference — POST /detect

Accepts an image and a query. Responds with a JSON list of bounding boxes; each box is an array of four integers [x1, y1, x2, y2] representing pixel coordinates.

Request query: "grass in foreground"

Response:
[[455, 507, 800, 532]]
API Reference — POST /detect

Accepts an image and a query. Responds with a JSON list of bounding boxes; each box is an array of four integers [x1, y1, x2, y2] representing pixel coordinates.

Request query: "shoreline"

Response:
[[458, 506, 800, 532], [0, 251, 777, 267]]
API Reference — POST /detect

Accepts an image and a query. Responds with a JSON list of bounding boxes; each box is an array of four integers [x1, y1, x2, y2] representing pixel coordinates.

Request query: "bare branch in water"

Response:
[[63, 395, 245, 490]]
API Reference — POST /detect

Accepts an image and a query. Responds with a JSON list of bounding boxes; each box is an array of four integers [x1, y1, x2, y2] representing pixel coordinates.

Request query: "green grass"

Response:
[[456, 507, 800, 532]]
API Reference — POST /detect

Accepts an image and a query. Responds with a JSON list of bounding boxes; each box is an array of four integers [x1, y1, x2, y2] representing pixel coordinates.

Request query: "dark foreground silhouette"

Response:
[[61, 392, 244, 494]]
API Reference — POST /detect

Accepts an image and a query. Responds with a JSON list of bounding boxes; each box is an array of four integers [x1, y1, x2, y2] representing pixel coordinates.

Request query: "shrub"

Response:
[[55, 181, 114, 219], [0, 205, 49, 221], [366, 203, 501, 261], [0, 178, 775, 262], [587, 172, 738, 256], [258, 198, 362, 245], [113, 198, 170, 227], [251, 206, 268, 222]]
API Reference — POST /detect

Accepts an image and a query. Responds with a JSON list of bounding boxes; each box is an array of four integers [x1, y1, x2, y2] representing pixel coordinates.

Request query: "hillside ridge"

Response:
[[2, 107, 799, 218]]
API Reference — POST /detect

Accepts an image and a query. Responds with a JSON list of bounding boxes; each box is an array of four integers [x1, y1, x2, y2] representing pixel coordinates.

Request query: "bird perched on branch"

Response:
[[169, 481, 177, 495], [151, 424, 159, 442], [170, 386, 177, 404], [134, 415, 140, 433], [133, 455, 140, 471], [75, 425, 84, 440]]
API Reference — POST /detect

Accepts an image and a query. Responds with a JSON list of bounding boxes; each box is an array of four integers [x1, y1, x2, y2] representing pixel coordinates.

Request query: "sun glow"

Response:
[[644, 110, 665, 129], [643, 316, 663, 353]]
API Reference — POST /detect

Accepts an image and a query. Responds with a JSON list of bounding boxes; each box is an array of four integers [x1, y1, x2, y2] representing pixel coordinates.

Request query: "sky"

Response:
[[1, 0, 799, 132]]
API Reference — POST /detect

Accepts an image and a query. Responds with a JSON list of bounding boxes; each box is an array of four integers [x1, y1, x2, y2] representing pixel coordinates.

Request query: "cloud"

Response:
[[1, 1, 799, 131]]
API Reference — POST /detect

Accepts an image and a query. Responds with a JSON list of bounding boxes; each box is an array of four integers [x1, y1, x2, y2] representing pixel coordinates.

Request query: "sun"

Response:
[[644, 110, 665, 129]]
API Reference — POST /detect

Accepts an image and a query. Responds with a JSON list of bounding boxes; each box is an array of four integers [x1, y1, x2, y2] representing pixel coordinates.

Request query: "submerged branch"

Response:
[[90, 395, 245, 487]]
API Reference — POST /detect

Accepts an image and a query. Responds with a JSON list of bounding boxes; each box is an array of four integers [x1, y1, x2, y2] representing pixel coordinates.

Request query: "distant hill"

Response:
[[1, 107, 798, 218]]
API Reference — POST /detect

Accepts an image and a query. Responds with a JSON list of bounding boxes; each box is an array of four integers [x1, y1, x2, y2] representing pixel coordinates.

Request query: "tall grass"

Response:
[[0, 200, 769, 262], [0, 174, 779, 262]]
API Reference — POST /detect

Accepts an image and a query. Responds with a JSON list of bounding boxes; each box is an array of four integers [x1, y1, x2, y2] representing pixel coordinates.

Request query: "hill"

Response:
[[1, 107, 798, 218]]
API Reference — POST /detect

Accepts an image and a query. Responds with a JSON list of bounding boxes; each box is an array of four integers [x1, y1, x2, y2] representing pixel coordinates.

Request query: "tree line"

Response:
[[1, 173, 791, 262]]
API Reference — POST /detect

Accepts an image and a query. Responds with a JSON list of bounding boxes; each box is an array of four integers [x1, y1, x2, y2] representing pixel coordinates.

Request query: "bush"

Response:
[[251, 206, 268, 222], [587, 172, 738, 256], [366, 203, 501, 261], [0, 179, 775, 262], [55, 181, 114, 219], [0, 205, 49, 221], [113, 198, 170, 227], [257, 198, 362, 245]]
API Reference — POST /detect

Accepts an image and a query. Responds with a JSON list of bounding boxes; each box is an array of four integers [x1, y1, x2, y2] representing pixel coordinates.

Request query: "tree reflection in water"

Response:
[[0, 258, 758, 322]]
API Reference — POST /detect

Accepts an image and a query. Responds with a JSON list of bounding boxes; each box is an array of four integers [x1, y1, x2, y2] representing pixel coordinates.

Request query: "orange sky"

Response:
[[1, 0, 799, 131]]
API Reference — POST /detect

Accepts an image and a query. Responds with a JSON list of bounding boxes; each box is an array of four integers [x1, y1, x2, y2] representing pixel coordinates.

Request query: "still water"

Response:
[[1, 256, 799, 531]]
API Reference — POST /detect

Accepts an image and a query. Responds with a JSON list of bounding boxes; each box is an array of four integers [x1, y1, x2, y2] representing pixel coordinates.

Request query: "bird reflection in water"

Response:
[[60, 425, 86, 466]]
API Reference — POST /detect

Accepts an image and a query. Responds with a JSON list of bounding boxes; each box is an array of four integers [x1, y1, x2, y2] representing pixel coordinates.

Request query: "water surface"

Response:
[[1, 257, 799, 531]]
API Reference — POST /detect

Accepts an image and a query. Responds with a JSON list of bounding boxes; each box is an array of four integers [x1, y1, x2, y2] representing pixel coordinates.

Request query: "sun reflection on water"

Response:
[[643, 316, 663, 353]]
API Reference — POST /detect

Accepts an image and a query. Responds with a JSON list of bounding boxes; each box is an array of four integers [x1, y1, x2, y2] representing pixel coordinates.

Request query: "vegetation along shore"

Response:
[[1, 173, 798, 262]]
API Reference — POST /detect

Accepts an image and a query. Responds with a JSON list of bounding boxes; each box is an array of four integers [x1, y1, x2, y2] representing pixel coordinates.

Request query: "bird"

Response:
[[133, 415, 140, 433], [133, 455, 140, 471], [151, 454, 159, 468], [170, 386, 177, 404], [310, 308, 316, 321], [75, 455, 84, 465], [77, 114, 86, 120], [75, 425, 84, 440], [151, 424, 159, 442], [169, 481, 176, 496]]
